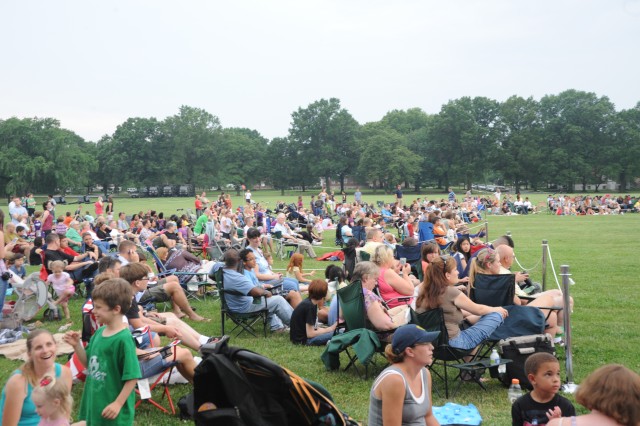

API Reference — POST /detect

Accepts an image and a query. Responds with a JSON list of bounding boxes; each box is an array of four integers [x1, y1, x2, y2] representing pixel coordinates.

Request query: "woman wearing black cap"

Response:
[[368, 324, 441, 426]]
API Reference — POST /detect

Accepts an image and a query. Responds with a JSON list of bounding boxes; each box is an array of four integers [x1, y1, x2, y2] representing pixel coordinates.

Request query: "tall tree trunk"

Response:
[[325, 176, 331, 192], [619, 171, 627, 192], [280, 188, 285, 195], [339, 174, 345, 193]]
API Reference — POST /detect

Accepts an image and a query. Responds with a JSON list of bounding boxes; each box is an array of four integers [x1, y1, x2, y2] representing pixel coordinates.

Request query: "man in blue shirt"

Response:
[[448, 188, 456, 203], [354, 188, 362, 204], [219, 249, 292, 333]]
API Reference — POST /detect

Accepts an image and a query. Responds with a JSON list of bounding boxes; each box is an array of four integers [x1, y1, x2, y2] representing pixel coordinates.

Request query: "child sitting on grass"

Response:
[[30, 375, 73, 426], [64, 278, 141, 425], [46, 260, 75, 320], [286, 253, 314, 292], [290, 279, 337, 346], [511, 352, 576, 425]]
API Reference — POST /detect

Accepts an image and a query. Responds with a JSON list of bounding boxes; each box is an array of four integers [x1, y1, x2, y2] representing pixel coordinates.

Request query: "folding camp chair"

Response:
[[409, 308, 509, 398], [144, 244, 210, 302], [212, 268, 269, 338], [470, 273, 558, 348], [394, 243, 423, 277], [418, 221, 435, 243], [273, 230, 298, 260], [135, 336, 181, 415], [335, 281, 385, 379]]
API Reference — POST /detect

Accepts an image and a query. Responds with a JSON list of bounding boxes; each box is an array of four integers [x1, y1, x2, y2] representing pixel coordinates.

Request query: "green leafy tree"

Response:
[[611, 103, 640, 191], [356, 123, 421, 192], [288, 98, 359, 192], [162, 106, 222, 188], [218, 128, 268, 192], [265, 137, 304, 195], [497, 96, 545, 192]]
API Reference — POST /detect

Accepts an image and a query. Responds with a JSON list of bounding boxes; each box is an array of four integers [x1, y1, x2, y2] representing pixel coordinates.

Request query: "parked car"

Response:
[[162, 185, 176, 197], [126, 187, 137, 193], [148, 186, 159, 197]]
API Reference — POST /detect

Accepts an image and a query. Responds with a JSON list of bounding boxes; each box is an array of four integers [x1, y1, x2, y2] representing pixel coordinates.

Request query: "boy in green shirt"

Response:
[[64, 278, 141, 425]]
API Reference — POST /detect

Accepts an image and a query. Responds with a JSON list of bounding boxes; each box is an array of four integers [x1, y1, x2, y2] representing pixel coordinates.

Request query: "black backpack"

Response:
[[192, 342, 359, 426]]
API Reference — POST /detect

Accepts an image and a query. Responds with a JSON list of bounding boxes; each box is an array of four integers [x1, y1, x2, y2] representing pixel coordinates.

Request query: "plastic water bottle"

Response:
[[508, 379, 523, 404], [490, 349, 500, 365]]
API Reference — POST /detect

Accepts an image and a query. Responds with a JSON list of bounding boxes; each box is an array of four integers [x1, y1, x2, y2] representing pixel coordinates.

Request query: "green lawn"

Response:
[[1, 190, 639, 425]]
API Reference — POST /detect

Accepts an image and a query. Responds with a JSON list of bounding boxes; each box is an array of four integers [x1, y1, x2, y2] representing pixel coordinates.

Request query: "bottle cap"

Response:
[[512, 379, 520, 384]]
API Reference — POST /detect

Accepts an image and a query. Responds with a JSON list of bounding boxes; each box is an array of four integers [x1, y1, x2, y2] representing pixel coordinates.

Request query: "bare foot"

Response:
[[190, 315, 211, 322]]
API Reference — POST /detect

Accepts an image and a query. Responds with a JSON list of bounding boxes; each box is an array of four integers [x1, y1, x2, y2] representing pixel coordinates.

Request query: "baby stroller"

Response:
[[191, 340, 360, 425], [4, 272, 58, 323], [286, 204, 307, 226]]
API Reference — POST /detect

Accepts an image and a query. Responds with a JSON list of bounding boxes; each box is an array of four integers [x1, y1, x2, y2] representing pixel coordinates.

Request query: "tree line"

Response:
[[1, 89, 639, 197]]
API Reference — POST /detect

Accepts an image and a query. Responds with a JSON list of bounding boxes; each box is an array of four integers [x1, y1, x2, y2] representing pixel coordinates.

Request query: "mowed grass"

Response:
[[1, 190, 639, 425]]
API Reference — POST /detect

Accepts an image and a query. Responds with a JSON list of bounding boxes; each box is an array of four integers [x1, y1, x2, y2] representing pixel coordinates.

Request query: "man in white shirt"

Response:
[[273, 213, 316, 258]]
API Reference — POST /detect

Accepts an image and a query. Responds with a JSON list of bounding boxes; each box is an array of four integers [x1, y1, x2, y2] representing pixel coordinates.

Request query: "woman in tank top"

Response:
[[368, 324, 440, 426]]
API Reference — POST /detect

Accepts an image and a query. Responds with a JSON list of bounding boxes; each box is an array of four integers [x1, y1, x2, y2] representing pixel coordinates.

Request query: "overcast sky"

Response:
[[1, 1, 638, 142]]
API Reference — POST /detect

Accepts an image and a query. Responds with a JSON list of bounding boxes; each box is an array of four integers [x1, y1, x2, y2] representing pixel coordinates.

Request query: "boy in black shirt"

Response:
[[290, 279, 336, 345], [512, 352, 576, 425]]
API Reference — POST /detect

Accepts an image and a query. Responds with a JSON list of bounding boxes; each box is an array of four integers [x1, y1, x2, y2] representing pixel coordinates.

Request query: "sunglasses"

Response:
[[440, 255, 451, 269]]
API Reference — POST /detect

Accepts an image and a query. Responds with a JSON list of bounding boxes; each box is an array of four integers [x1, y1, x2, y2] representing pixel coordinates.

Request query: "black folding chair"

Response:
[[212, 268, 269, 338]]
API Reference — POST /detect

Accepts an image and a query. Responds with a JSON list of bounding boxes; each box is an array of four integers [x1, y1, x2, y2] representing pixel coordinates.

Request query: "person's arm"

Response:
[[367, 300, 395, 330], [64, 331, 87, 367], [253, 264, 279, 281], [64, 259, 94, 271], [305, 322, 337, 338], [1, 374, 28, 426], [378, 373, 406, 426], [383, 266, 414, 295], [101, 379, 137, 420], [424, 369, 440, 426], [248, 286, 271, 298], [454, 292, 508, 318], [294, 269, 311, 283]]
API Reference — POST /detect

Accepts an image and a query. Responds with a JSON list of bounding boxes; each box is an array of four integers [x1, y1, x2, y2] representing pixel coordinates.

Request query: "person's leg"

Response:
[[243, 301, 282, 331], [61, 301, 70, 319], [285, 290, 302, 309], [0, 278, 7, 319], [448, 312, 503, 350], [162, 280, 208, 322], [306, 332, 333, 346], [268, 295, 293, 327], [161, 315, 205, 351], [298, 240, 316, 258], [527, 293, 561, 336], [173, 346, 196, 383]]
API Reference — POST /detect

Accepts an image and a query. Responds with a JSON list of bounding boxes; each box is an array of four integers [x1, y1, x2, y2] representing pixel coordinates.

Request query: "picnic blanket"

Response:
[[0, 333, 75, 361]]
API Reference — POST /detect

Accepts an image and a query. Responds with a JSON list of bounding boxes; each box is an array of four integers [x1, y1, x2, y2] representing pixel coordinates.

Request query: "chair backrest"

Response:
[[351, 225, 366, 243], [409, 308, 450, 350], [145, 245, 169, 275], [336, 280, 367, 331], [418, 221, 435, 243], [394, 244, 422, 264], [470, 273, 515, 307]]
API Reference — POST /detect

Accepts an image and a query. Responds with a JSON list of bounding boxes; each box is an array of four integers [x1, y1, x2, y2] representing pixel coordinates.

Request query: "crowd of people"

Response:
[[0, 188, 638, 425]]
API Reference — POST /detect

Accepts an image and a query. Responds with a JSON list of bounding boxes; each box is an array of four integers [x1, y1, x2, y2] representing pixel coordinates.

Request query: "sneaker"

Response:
[[272, 326, 290, 334]]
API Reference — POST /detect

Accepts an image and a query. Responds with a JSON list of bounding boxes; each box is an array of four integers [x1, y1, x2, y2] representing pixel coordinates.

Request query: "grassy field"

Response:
[[1, 190, 639, 425]]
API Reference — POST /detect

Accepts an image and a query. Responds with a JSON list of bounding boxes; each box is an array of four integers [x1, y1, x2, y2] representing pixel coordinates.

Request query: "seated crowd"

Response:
[[0, 188, 631, 426]]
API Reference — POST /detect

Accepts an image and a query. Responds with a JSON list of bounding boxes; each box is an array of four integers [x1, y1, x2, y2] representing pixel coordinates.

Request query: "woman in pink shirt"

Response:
[[372, 245, 419, 308]]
